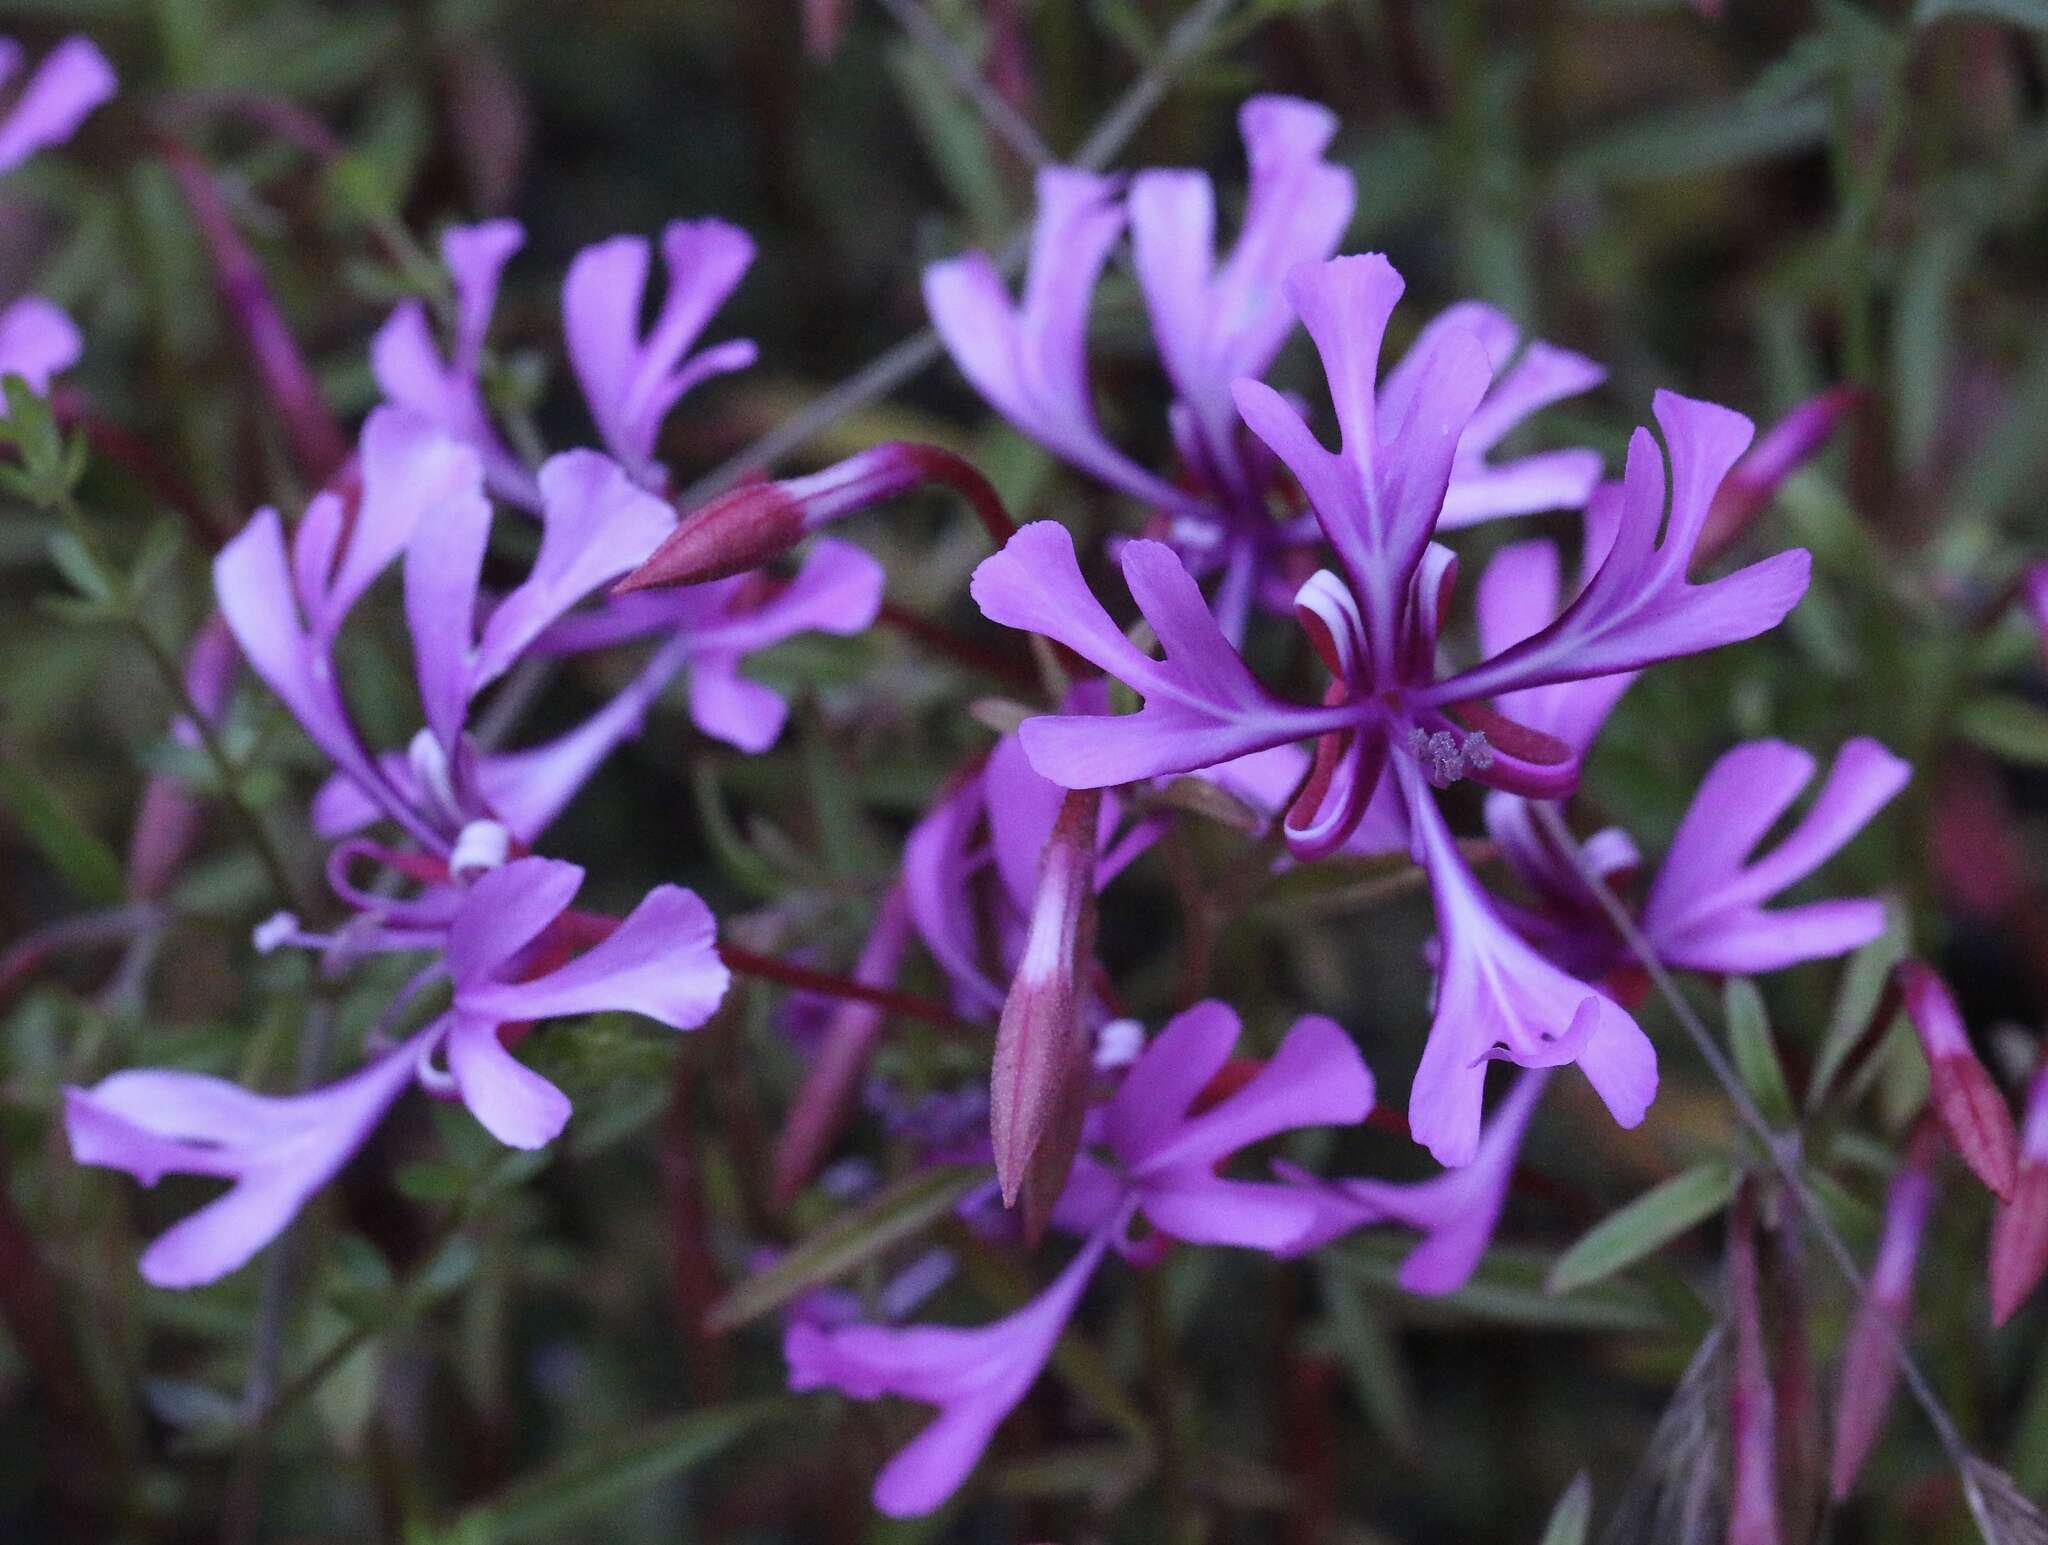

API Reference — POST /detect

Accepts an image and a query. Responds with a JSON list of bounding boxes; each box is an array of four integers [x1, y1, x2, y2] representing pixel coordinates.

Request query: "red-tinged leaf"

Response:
[[1900, 960, 2018, 1198], [1929, 1054, 2020, 1200], [1830, 1298, 1904, 1498], [1992, 1162, 2048, 1327], [990, 790, 1101, 1214]]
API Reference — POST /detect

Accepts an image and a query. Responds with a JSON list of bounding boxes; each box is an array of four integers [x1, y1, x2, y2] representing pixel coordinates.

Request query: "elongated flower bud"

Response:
[[989, 789, 1101, 1234], [1831, 1123, 1939, 1497], [1696, 388, 1859, 564], [618, 442, 1016, 590], [1727, 1182, 1781, 1545], [1991, 1060, 2048, 1326], [1898, 960, 2018, 1199]]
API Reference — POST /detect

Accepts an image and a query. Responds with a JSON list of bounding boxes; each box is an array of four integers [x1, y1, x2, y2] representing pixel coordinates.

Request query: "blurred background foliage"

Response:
[[2, 0, 2048, 1541]]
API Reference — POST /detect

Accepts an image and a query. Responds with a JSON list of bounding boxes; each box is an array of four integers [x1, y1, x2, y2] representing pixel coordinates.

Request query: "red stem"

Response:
[[156, 134, 349, 487]]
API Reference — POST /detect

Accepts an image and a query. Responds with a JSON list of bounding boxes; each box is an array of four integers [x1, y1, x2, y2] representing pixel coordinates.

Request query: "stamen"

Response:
[[1403, 727, 1495, 788]]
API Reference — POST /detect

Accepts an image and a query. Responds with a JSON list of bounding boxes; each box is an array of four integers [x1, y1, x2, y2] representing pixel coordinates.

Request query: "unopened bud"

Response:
[[617, 442, 1017, 591], [990, 789, 1101, 1236], [1698, 388, 1859, 563]]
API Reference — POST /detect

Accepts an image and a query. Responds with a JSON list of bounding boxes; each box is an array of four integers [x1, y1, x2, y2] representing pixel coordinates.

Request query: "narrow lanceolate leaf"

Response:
[[1539, 1472, 1593, 1545], [0, 760, 127, 905], [1899, 960, 2019, 1199], [1808, 904, 1908, 1113], [1725, 979, 1795, 1130], [990, 788, 1101, 1216], [1954, 695, 2048, 769], [1547, 1163, 1740, 1297], [703, 1163, 987, 1333], [1992, 1066, 2048, 1326], [449, 1398, 791, 1542]]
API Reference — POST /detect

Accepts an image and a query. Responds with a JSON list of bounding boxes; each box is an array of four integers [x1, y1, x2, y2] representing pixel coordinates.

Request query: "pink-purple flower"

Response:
[[68, 857, 727, 1286], [928, 100, 1604, 639], [786, 1001, 1372, 1515]]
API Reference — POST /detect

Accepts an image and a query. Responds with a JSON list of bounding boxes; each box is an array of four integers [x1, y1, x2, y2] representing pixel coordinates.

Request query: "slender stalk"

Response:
[[1529, 802, 1980, 1474], [123, 610, 305, 914], [876, 0, 1053, 166], [680, 0, 1245, 503], [1136, 1269, 1199, 1544]]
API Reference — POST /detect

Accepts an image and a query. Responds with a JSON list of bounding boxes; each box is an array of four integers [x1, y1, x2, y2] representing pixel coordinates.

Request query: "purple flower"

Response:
[[1128, 96, 1355, 510], [376, 215, 757, 502], [902, 704, 1160, 1019], [930, 108, 1602, 639], [66, 1043, 421, 1289], [927, 167, 1183, 516], [0, 35, 115, 175], [534, 537, 884, 754], [1277, 1068, 1549, 1294], [785, 1001, 1371, 1515], [373, 220, 539, 507], [0, 296, 80, 402], [1639, 738, 1910, 974], [1830, 1126, 1937, 1499], [970, 254, 1818, 1163], [786, 1228, 1115, 1517], [1400, 752, 1655, 1165], [67, 857, 728, 1286], [1057, 1001, 1375, 1250], [564, 219, 757, 489], [220, 412, 682, 853]]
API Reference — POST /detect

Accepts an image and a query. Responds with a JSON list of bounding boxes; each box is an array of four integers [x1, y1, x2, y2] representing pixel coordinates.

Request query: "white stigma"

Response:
[[449, 819, 511, 879], [1093, 1017, 1146, 1071], [253, 911, 301, 954]]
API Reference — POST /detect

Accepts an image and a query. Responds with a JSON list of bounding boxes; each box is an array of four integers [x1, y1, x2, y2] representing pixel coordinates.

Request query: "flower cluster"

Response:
[[713, 98, 1913, 1516], [65, 216, 885, 1286], [51, 72, 1941, 1527]]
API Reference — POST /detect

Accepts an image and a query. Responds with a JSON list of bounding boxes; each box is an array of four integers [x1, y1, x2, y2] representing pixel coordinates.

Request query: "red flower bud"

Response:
[[990, 789, 1101, 1239]]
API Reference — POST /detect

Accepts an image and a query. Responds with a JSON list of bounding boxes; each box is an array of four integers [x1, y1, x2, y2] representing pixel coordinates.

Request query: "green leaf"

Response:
[[1320, 1270, 1418, 1450], [1557, 97, 1829, 188], [0, 760, 126, 904], [690, 764, 784, 901], [1724, 979, 1795, 1129], [44, 530, 116, 605], [1916, 0, 2048, 28], [705, 1163, 988, 1332], [1546, 1163, 1739, 1296], [1808, 900, 1908, 1112], [1539, 1472, 1594, 1545], [450, 1399, 790, 1543], [1892, 226, 1972, 470], [1327, 1239, 1676, 1333], [1956, 694, 2048, 766]]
